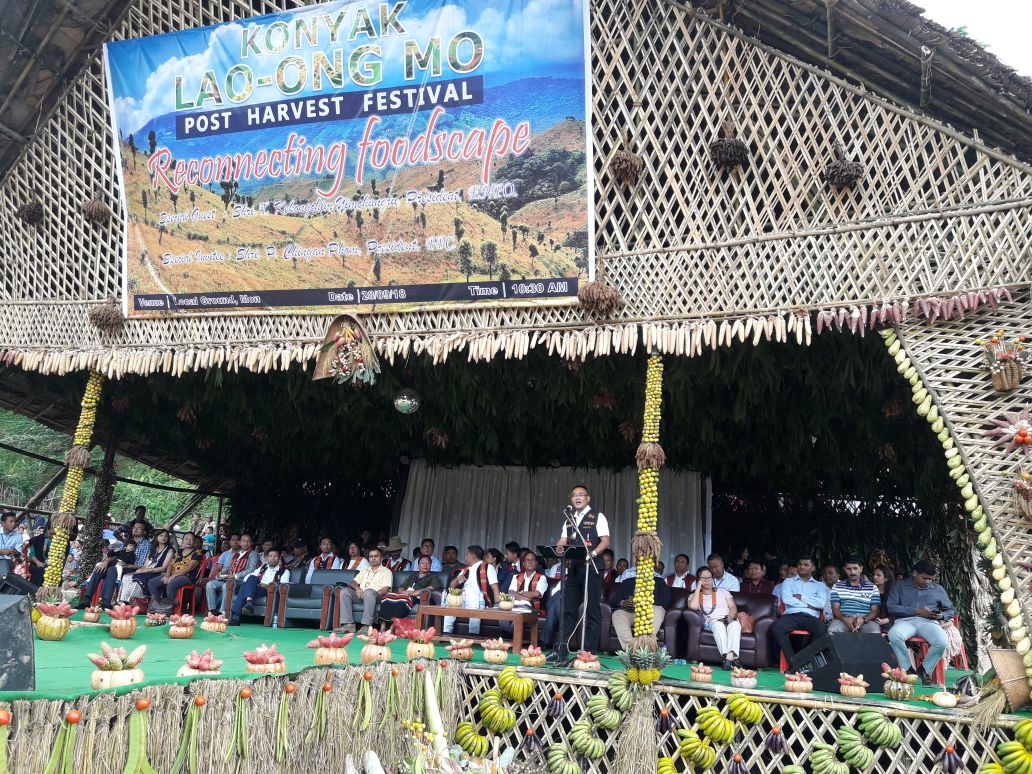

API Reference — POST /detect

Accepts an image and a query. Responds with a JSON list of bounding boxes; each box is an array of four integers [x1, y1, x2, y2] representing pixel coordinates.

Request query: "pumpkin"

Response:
[[91, 668, 145, 690], [931, 692, 958, 708], [245, 661, 288, 674], [521, 654, 547, 667], [445, 593, 464, 608], [200, 621, 227, 633], [498, 600, 514, 611], [448, 646, 474, 661], [177, 665, 221, 677], [883, 679, 915, 701], [35, 614, 71, 641], [168, 625, 195, 639], [109, 618, 138, 640], [483, 648, 509, 664], [783, 675, 812, 693], [406, 642, 436, 660], [360, 644, 392, 664], [83, 610, 102, 624], [314, 647, 349, 665], [731, 676, 757, 689], [573, 656, 601, 671], [840, 685, 866, 698]]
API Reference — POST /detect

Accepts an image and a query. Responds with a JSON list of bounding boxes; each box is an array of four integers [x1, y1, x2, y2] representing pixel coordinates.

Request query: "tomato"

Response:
[[322, 682, 333, 692], [284, 683, 296, 694], [239, 688, 252, 699], [0, 710, 11, 726], [65, 710, 81, 724], [363, 671, 373, 682], [194, 696, 206, 707], [135, 698, 151, 711]]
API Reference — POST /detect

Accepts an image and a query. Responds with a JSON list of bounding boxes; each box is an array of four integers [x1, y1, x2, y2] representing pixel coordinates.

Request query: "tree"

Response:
[[481, 241, 498, 279], [454, 217, 463, 239], [499, 263, 511, 282], [147, 130, 157, 155], [511, 230, 517, 250], [356, 211, 364, 234], [189, 190, 196, 206], [373, 208, 380, 223], [169, 192, 179, 213], [370, 179, 378, 196], [418, 211, 427, 230], [158, 224, 166, 244], [128, 134, 136, 156], [373, 256, 382, 283], [141, 190, 148, 219], [500, 209, 508, 234], [458, 240, 475, 281]]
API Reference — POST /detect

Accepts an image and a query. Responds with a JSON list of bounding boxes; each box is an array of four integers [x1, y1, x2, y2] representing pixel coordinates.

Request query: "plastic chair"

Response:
[[173, 557, 213, 614], [777, 601, 824, 672], [907, 615, 969, 686]]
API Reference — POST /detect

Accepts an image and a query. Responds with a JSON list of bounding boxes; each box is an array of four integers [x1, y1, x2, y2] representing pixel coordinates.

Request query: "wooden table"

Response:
[[415, 604, 540, 651]]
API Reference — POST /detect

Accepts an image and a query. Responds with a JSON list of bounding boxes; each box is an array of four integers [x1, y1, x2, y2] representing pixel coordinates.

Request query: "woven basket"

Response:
[[990, 359, 1023, 393], [989, 648, 1031, 712]]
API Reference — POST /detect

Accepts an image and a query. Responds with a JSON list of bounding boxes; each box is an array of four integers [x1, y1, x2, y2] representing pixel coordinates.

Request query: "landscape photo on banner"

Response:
[[104, 0, 593, 318]]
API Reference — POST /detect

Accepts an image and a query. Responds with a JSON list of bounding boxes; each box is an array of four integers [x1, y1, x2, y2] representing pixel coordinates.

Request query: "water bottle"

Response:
[[272, 613, 278, 629]]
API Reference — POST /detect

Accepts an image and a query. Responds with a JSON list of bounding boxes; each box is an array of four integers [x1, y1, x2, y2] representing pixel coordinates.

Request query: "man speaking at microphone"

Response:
[[553, 484, 610, 662]]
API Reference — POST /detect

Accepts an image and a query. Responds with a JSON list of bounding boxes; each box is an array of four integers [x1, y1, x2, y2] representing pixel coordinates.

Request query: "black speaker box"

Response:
[[788, 633, 897, 694], [0, 594, 35, 691], [0, 571, 38, 596]]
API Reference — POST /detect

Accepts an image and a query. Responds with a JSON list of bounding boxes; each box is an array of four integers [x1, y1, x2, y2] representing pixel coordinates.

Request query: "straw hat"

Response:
[[383, 535, 407, 553]]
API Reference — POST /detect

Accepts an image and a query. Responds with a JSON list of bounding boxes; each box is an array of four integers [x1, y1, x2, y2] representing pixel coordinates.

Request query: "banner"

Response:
[[104, 0, 593, 317]]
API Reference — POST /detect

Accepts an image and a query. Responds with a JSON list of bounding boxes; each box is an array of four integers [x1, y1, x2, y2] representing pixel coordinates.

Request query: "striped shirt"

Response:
[[831, 579, 879, 617]]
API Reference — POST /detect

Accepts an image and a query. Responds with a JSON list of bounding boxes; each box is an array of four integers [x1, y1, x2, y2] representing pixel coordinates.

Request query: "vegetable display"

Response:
[[307, 633, 353, 665], [106, 604, 140, 640], [177, 649, 222, 677], [34, 601, 74, 641], [243, 643, 287, 674], [88, 642, 146, 689]]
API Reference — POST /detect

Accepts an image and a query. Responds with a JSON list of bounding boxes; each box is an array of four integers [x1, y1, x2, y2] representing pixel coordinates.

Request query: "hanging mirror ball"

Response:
[[393, 388, 421, 415]]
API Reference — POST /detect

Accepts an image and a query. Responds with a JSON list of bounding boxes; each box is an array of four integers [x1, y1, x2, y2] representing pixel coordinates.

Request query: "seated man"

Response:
[[382, 535, 410, 572], [887, 560, 956, 685], [541, 558, 562, 647], [337, 547, 393, 634], [497, 541, 522, 592], [666, 553, 695, 589], [282, 539, 310, 572], [770, 555, 828, 662], [229, 547, 288, 624], [822, 564, 840, 620], [81, 537, 137, 608], [611, 569, 671, 650], [740, 560, 774, 595], [305, 537, 342, 582], [444, 545, 499, 635], [440, 545, 463, 573], [772, 562, 798, 605], [206, 534, 258, 614], [500, 550, 548, 636], [828, 555, 881, 635]]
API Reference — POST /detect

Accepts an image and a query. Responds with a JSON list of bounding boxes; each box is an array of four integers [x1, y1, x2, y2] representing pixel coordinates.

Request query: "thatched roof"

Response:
[[687, 0, 1032, 160]]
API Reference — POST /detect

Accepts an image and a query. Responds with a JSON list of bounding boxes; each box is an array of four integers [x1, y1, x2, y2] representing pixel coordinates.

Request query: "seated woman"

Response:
[[343, 541, 370, 572], [378, 555, 442, 626], [80, 522, 152, 608], [873, 565, 894, 633], [119, 529, 175, 603], [146, 532, 204, 601], [688, 566, 743, 669]]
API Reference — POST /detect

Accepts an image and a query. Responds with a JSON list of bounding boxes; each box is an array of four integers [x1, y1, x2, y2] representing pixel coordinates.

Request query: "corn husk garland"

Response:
[[635, 441, 665, 471], [15, 189, 43, 225], [65, 445, 91, 469], [578, 263, 623, 318], [89, 301, 126, 335], [821, 142, 864, 191], [632, 355, 664, 642], [81, 192, 113, 225], [709, 120, 749, 172], [610, 130, 644, 189]]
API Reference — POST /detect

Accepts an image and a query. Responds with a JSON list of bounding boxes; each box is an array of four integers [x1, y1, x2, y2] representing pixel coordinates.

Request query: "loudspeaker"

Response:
[[789, 633, 896, 693], [0, 594, 35, 691], [0, 571, 38, 596]]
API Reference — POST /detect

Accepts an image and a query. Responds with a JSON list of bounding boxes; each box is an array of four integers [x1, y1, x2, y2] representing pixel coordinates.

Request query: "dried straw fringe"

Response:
[[88, 301, 126, 335], [65, 445, 90, 469], [628, 634, 659, 653], [709, 120, 749, 172], [631, 530, 662, 562], [635, 441, 666, 470], [577, 264, 623, 318], [15, 189, 43, 226], [52, 511, 77, 531], [822, 141, 864, 191], [611, 692, 658, 774], [81, 193, 113, 225], [610, 130, 644, 189]]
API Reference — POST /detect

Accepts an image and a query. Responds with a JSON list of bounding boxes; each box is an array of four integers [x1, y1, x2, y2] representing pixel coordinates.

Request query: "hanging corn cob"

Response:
[[631, 354, 664, 647], [44, 370, 104, 588]]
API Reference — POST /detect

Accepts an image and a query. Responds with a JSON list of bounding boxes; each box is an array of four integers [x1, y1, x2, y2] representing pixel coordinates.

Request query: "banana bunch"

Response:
[[836, 725, 875, 770], [997, 741, 1032, 774], [569, 719, 606, 760], [726, 693, 762, 725], [857, 708, 901, 749], [809, 741, 850, 774], [546, 744, 583, 774], [675, 728, 716, 770], [1015, 719, 1032, 751], [454, 722, 490, 758], [607, 672, 636, 711], [587, 694, 622, 730], [656, 756, 677, 774], [783, 767, 806, 774], [498, 666, 535, 704], [979, 764, 1005, 774], [478, 689, 517, 734], [697, 706, 735, 744]]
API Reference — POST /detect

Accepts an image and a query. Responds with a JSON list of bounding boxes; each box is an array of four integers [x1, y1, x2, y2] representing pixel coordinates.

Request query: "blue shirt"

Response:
[[781, 575, 829, 618], [886, 578, 955, 621], [0, 528, 23, 554], [133, 538, 152, 566]]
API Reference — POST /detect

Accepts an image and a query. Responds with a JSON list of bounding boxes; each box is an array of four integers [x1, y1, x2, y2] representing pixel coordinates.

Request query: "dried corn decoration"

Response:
[[630, 354, 664, 648], [43, 370, 104, 587]]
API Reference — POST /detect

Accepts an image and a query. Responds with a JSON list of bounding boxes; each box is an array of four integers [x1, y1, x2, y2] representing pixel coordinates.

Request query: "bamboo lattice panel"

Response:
[[0, 0, 1031, 373], [459, 666, 1011, 773], [896, 288, 1032, 638]]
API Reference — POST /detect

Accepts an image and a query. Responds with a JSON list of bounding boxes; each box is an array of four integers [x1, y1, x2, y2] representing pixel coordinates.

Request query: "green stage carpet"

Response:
[[2, 615, 972, 710]]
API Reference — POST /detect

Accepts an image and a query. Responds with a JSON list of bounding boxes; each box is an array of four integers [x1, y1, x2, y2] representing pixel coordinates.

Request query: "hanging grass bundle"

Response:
[[577, 264, 623, 318], [610, 130, 644, 189], [65, 445, 91, 469], [15, 189, 44, 225], [612, 692, 658, 774], [822, 142, 864, 191], [81, 192, 113, 225], [635, 441, 666, 470], [709, 120, 749, 172], [630, 530, 662, 562], [88, 300, 126, 334]]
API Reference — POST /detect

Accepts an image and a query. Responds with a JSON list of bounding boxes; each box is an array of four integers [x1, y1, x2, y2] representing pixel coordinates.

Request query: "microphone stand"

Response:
[[562, 509, 599, 655]]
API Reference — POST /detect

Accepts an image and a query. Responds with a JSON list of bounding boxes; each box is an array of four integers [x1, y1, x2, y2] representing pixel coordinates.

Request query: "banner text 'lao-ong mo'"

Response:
[[104, 0, 593, 317]]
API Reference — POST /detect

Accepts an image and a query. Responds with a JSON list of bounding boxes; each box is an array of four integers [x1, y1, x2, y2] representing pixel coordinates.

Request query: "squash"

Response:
[[91, 668, 145, 690], [35, 614, 71, 641], [168, 625, 195, 639], [109, 618, 138, 640], [731, 676, 757, 689], [931, 692, 958, 708], [483, 648, 509, 664], [406, 642, 435, 660], [360, 644, 392, 664], [498, 600, 514, 611], [445, 593, 464, 608], [82, 610, 102, 624], [177, 666, 221, 677], [520, 654, 547, 667], [313, 647, 349, 665], [200, 621, 227, 633], [883, 679, 915, 701], [572, 656, 601, 671], [245, 661, 288, 674], [840, 685, 866, 698], [448, 646, 474, 661]]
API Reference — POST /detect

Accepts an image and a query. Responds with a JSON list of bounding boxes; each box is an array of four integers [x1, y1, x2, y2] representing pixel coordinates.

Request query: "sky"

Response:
[[919, 0, 1032, 76]]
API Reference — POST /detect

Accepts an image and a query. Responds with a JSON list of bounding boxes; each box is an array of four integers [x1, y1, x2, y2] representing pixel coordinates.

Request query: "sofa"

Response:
[[597, 587, 689, 655], [681, 591, 778, 668]]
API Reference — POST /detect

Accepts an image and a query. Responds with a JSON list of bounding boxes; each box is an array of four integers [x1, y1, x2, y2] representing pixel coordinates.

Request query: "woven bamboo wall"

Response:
[[0, 0, 1030, 374], [895, 288, 1032, 671]]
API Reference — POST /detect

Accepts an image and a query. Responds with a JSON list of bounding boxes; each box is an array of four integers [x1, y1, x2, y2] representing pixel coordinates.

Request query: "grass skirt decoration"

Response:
[[821, 142, 864, 191], [88, 301, 126, 335], [577, 263, 623, 318], [312, 314, 380, 386]]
